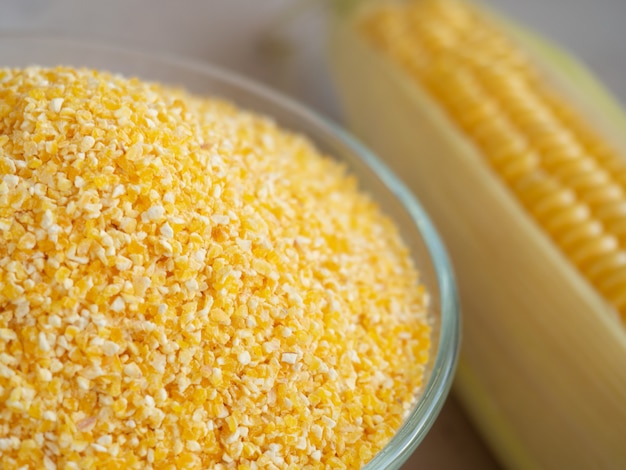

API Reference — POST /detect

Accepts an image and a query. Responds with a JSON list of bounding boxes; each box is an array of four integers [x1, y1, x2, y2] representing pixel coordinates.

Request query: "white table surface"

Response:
[[2, 1, 625, 468]]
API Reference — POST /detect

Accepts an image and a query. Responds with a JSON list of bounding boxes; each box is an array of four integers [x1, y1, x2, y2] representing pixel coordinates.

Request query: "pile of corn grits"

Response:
[[0, 67, 430, 469]]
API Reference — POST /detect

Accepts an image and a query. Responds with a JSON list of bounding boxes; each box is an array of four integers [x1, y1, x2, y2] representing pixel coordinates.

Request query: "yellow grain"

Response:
[[0, 66, 430, 468]]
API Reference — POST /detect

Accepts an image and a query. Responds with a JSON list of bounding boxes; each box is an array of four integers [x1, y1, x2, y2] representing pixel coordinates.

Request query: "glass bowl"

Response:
[[0, 34, 460, 469]]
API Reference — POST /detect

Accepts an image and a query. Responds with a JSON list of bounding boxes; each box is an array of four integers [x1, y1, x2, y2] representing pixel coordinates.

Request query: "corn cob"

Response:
[[330, 0, 626, 468]]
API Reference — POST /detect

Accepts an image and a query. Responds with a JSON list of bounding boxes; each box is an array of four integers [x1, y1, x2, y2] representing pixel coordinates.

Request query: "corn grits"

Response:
[[0, 67, 430, 469]]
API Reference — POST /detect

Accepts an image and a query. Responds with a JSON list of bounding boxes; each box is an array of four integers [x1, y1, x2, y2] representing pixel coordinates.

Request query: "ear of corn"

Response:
[[329, 0, 626, 468]]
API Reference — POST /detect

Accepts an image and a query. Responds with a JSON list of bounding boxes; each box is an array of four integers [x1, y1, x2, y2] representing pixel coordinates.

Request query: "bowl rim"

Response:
[[0, 33, 461, 469]]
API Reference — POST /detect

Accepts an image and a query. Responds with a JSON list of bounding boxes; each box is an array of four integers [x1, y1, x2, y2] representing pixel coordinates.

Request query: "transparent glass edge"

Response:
[[334, 128, 461, 469]]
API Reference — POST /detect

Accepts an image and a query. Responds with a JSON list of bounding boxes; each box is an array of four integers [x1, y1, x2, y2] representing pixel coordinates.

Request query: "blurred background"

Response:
[[2, 0, 625, 120], [2, 0, 624, 467]]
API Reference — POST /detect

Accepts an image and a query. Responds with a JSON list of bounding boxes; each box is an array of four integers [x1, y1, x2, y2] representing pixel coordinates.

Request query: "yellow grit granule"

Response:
[[0, 66, 430, 469]]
